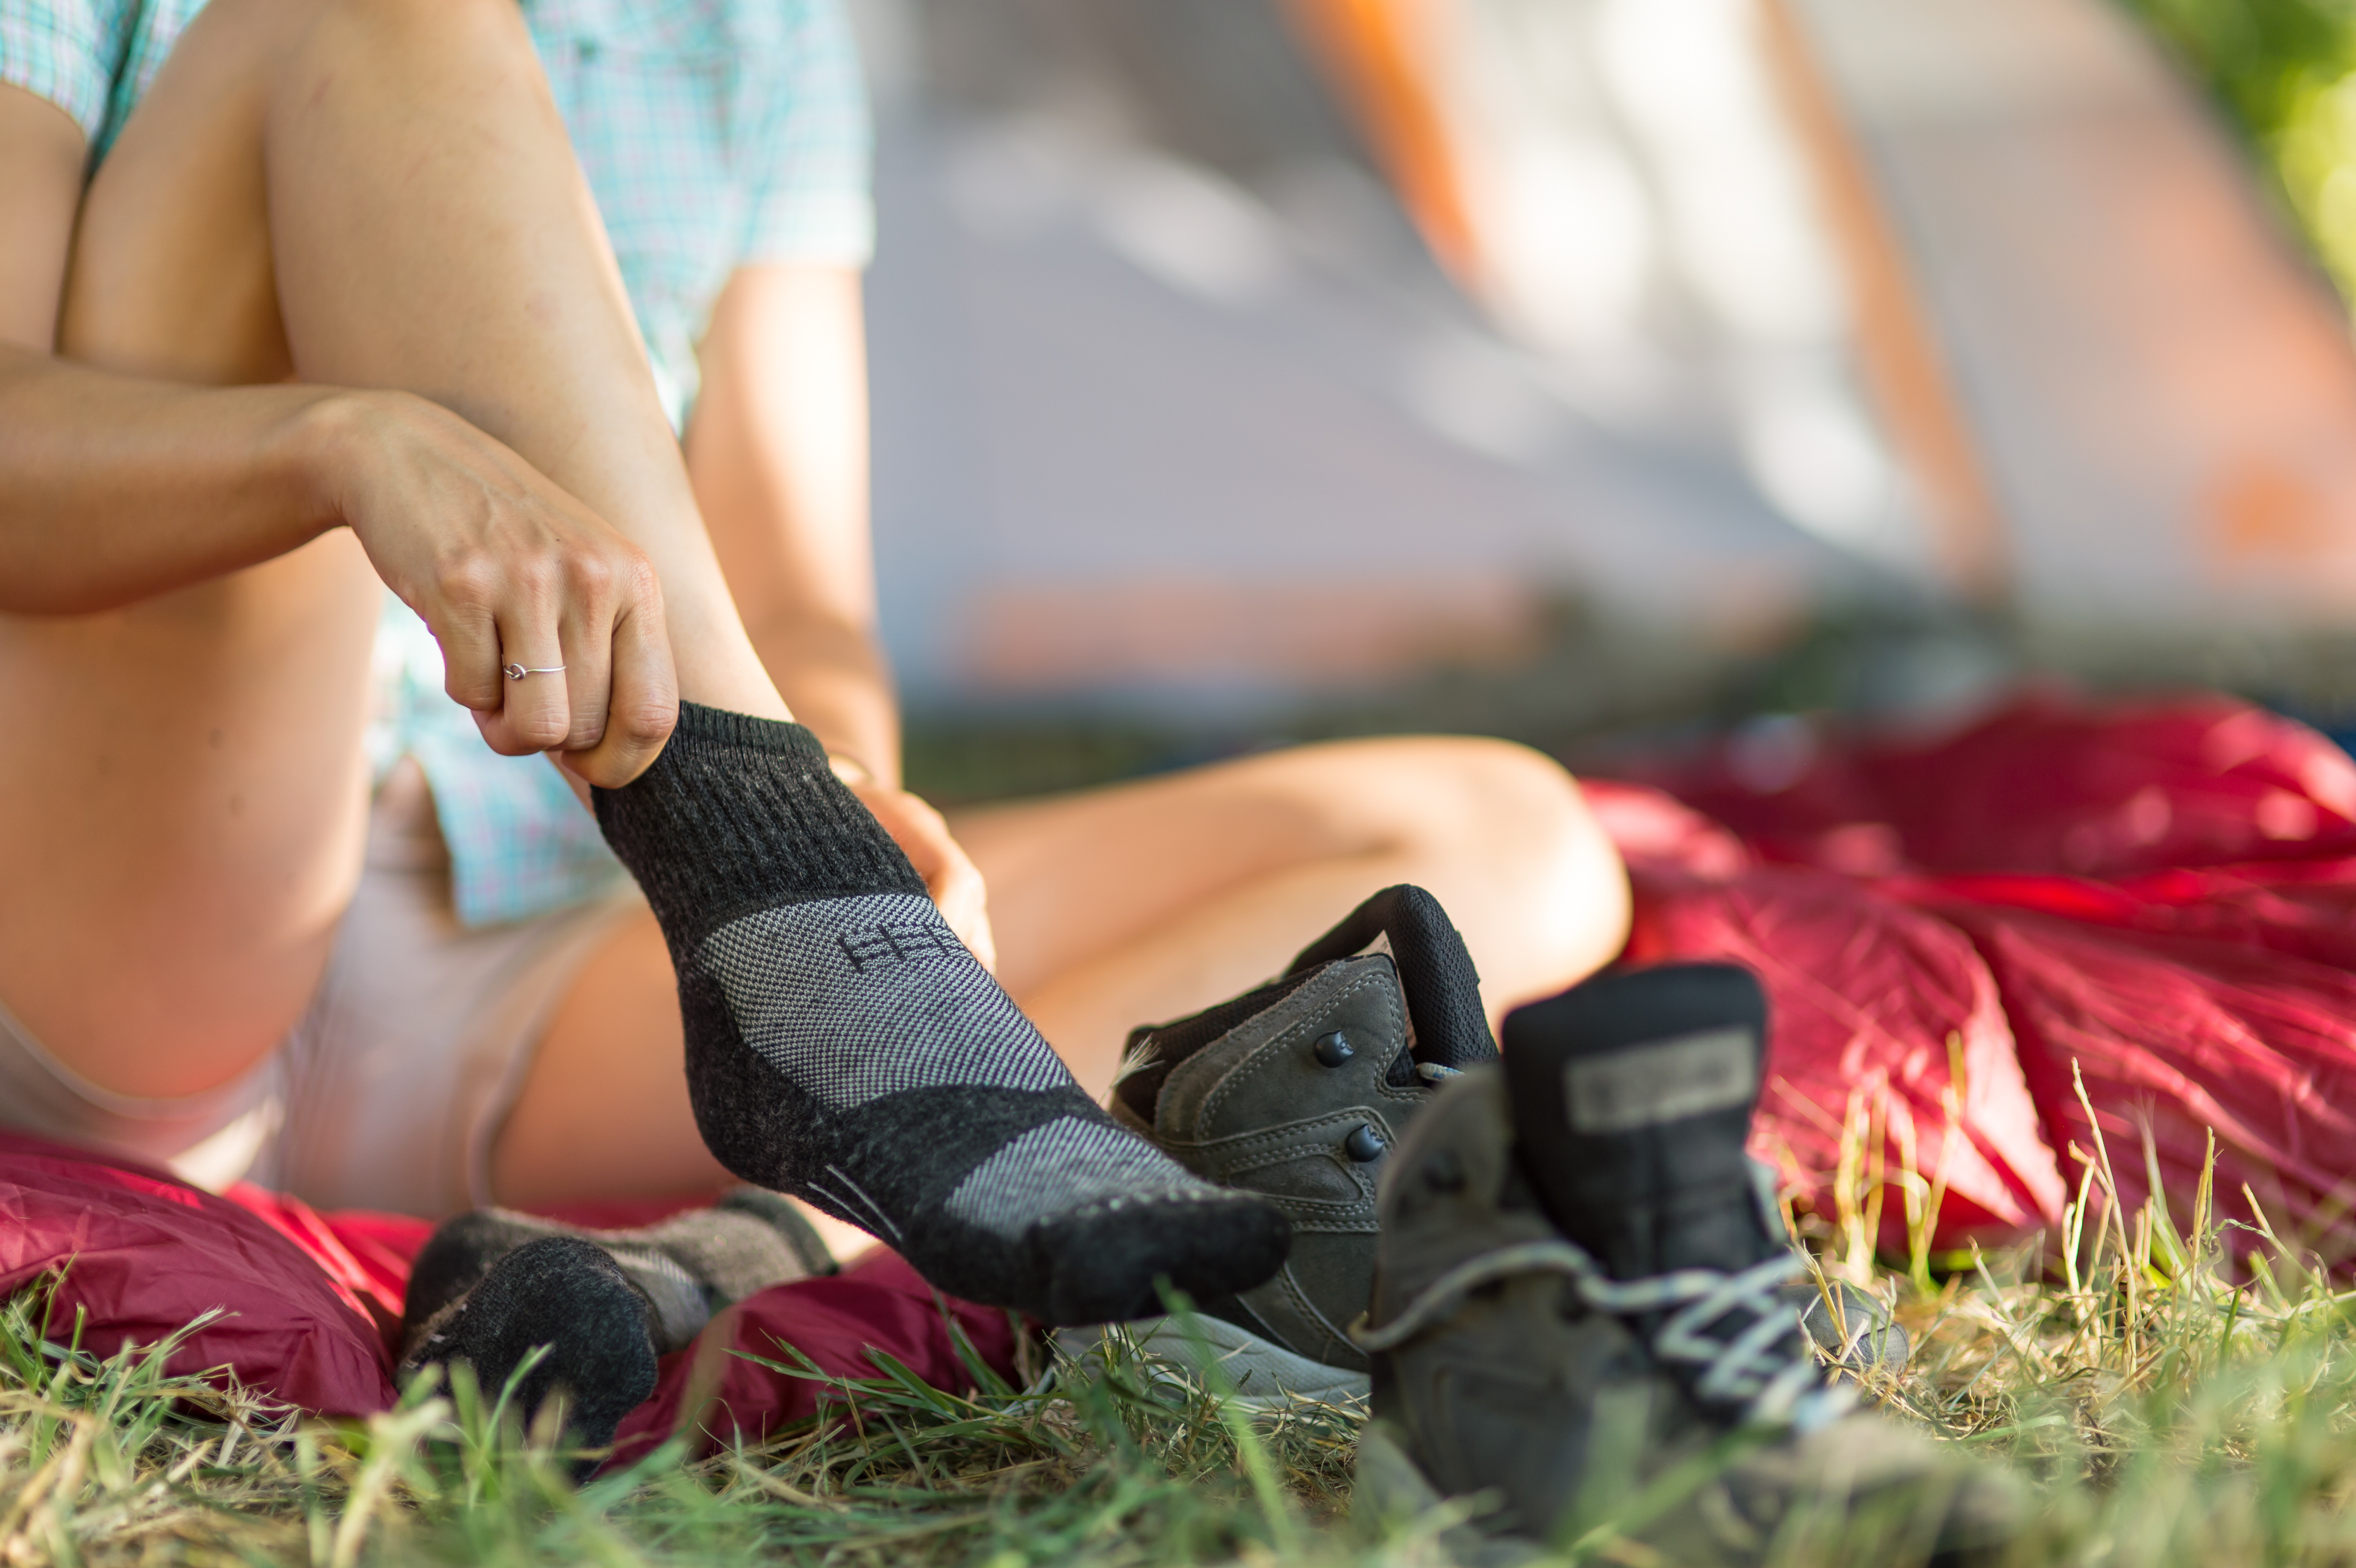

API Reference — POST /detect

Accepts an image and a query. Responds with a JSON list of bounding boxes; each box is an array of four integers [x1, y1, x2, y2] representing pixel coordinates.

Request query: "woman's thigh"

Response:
[[950, 735, 1631, 1028], [0, 0, 378, 1098], [0, 539, 381, 1100]]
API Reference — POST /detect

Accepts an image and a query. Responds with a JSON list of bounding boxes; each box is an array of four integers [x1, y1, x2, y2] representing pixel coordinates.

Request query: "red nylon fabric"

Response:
[[1594, 691, 2356, 1262], [0, 1134, 398, 1416], [607, 1251, 1018, 1467], [0, 1131, 1019, 1430]]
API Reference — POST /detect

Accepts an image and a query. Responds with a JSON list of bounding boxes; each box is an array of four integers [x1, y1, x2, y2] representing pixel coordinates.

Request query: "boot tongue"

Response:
[[1501, 963, 1780, 1280], [1116, 969, 1319, 1127], [1285, 884, 1498, 1077]]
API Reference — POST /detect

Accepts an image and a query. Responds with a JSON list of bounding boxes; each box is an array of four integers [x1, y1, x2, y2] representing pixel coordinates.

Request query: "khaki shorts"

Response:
[[0, 765, 642, 1217]]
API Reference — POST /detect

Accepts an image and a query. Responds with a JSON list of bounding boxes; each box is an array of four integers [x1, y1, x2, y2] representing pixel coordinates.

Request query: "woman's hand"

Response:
[[312, 390, 678, 787], [840, 768, 999, 972]]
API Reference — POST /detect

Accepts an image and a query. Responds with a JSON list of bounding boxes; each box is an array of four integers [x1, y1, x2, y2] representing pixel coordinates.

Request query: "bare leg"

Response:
[[0, 0, 785, 1096], [952, 738, 1628, 1100]]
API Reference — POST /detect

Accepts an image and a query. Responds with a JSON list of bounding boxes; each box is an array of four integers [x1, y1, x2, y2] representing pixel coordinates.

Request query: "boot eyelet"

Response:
[[1344, 1122, 1385, 1162], [1312, 1031, 1355, 1067]]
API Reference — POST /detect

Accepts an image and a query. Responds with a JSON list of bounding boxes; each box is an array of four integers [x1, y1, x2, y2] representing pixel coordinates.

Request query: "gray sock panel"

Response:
[[591, 704, 1289, 1324]]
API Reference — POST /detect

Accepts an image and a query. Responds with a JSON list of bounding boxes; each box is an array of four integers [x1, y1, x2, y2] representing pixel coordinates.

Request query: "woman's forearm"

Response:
[[0, 344, 347, 613]]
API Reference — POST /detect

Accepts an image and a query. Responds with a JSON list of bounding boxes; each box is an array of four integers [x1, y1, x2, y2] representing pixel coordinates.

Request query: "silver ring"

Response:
[[502, 662, 566, 680]]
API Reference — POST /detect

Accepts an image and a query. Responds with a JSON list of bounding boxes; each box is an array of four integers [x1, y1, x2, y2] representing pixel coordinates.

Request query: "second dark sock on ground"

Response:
[[399, 1235, 658, 1454], [592, 703, 1287, 1324], [400, 1188, 837, 1358]]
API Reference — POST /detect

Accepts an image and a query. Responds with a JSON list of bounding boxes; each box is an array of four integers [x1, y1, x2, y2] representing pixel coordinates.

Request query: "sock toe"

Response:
[[1028, 1190, 1291, 1326], [409, 1235, 660, 1451], [401, 1210, 554, 1358]]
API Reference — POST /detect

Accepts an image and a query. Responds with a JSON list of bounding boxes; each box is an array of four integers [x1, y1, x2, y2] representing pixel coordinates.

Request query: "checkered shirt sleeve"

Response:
[[0, 0, 122, 144], [0, 0, 198, 159], [737, 0, 874, 266], [532, 0, 874, 427]]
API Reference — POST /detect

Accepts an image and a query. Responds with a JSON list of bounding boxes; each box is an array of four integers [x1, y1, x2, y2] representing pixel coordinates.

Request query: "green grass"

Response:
[[14, 1120, 2356, 1567]]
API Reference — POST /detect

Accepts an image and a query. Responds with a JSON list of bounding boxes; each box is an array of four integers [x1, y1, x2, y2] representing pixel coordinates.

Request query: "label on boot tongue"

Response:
[[1563, 1027, 1755, 1132], [1351, 930, 1416, 1054]]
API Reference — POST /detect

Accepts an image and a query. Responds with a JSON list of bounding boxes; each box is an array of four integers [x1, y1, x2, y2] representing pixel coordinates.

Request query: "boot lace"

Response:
[[1351, 1240, 1853, 1432]]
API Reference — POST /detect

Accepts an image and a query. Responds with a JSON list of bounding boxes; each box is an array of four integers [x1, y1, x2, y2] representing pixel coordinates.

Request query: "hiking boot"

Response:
[[1354, 965, 2019, 1563], [1093, 885, 1498, 1399], [1088, 889, 1902, 1404]]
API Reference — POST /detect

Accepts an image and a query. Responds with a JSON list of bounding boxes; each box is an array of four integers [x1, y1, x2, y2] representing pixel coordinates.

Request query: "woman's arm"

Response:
[[0, 87, 331, 610], [686, 264, 899, 786], [0, 84, 674, 785]]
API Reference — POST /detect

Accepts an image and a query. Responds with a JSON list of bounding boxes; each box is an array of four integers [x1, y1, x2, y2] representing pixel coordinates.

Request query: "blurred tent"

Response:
[[850, 0, 2356, 719], [1793, 0, 2356, 626]]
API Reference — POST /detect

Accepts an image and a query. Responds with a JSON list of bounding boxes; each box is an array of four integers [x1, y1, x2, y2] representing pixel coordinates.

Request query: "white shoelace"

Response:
[[1350, 1238, 1853, 1433]]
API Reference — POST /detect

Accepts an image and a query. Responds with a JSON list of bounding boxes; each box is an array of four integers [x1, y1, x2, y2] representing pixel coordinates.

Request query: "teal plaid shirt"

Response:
[[6, 0, 873, 925]]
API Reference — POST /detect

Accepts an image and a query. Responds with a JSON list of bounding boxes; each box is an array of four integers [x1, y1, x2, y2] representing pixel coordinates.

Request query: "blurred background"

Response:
[[842, 0, 2356, 801]]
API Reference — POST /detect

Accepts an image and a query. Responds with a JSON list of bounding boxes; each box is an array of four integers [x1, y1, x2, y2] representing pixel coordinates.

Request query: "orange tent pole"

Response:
[[1755, 0, 2011, 602], [1279, 0, 1483, 283]]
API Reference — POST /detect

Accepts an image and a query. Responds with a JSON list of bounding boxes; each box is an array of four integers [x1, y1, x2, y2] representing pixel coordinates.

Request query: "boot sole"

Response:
[[1056, 1313, 1370, 1407]]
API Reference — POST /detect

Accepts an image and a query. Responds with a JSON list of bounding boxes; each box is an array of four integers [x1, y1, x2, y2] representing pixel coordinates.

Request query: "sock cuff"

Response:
[[593, 703, 927, 942], [670, 701, 832, 760]]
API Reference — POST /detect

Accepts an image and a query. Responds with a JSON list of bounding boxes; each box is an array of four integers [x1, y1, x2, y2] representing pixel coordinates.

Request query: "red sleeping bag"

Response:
[[6, 689, 2356, 1420], [1604, 689, 2356, 1263]]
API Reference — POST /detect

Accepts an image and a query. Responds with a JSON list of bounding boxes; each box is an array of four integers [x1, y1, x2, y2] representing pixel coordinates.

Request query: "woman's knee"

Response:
[[274, 0, 547, 133], [1334, 734, 1630, 983], [1334, 735, 1593, 853]]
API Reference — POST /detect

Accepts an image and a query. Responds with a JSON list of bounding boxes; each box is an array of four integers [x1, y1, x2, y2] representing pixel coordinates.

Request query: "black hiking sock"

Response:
[[399, 1188, 838, 1358], [1500, 962, 1780, 1279], [591, 703, 1289, 1325], [398, 1235, 659, 1453]]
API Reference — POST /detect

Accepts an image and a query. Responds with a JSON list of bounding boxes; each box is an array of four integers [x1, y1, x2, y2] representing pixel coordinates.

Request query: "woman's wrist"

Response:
[[275, 386, 383, 537]]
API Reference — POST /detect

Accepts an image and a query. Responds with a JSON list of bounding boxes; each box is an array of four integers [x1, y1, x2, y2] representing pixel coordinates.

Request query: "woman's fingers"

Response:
[[337, 397, 682, 783], [562, 561, 676, 789], [471, 589, 572, 756], [556, 589, 613, 756], [434, 589, 508, 717], [438, 513, 671, 774]]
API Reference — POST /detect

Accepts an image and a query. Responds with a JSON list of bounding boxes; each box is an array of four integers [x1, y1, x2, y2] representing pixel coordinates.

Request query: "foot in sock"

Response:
[[591, 703, 1288, 1324], [400, 1187, 838, 1360], [399, 1236, 659, 1454]]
